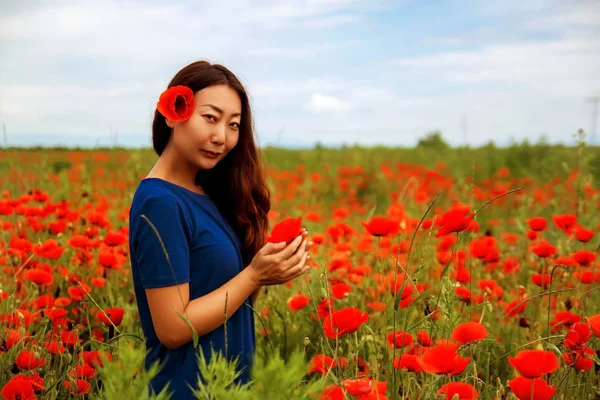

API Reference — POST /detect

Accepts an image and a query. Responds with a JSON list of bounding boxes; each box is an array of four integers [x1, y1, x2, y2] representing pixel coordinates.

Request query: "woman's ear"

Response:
[[165, 118, 174, 129]]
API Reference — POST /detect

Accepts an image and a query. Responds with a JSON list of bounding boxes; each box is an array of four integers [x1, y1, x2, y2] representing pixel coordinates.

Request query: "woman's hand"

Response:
[[248, 229, 312, 286]]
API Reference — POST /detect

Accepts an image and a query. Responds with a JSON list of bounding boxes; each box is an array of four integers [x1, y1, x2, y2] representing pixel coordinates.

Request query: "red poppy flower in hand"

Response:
[[157, 85, 195, 122], [267, 217, 302, 244]]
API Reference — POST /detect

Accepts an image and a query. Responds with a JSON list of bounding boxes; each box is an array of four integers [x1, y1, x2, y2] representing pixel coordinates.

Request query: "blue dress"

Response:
[[128, 178, 256, 399]]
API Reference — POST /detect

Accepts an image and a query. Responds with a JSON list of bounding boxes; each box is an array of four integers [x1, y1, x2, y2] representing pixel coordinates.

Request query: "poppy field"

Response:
[[0, 145, 599, 400]]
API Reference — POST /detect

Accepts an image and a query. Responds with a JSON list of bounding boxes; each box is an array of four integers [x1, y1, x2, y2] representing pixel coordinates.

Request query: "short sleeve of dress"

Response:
[[130, 193, 191, 289]]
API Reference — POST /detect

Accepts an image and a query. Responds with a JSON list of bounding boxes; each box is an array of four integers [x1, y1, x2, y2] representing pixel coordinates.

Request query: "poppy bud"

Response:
[[519, 317, 530, 328], [564, 299, 573, 310], [533, 342, 544, 351], [320, 288, 328, 299], [495, 377, 505, 395]]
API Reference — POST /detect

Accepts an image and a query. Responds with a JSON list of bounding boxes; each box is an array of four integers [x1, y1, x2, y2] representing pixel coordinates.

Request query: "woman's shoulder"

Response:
[[130, 179, 184, 217]]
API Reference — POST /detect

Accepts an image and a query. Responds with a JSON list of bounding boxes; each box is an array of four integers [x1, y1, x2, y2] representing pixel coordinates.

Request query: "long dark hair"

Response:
[[152, 60, 270, 266]]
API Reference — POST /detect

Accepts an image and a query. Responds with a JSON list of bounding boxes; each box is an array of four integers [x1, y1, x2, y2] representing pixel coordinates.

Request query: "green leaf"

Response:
[[177, 312, 199, 348]]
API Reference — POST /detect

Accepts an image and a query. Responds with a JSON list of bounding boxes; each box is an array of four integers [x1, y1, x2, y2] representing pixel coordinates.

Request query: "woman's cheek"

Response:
[[227, 133, 239, 150]]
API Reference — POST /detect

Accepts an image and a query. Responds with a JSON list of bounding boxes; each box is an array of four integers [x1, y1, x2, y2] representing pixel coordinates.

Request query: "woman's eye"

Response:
[[204, 114, 216, 121], [230, 122, 240, 129]]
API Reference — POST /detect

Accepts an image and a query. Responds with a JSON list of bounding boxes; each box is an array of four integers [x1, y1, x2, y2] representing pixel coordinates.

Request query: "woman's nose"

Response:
[[211, 125, 226, 144]]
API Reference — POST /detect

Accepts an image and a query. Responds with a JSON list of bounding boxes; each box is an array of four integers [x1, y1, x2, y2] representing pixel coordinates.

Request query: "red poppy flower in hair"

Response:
[[157, 85, 195, 122]]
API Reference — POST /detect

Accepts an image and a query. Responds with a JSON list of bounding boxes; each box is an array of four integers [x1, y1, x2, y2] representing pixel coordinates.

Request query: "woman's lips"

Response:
[[201, 150, 221, 158]]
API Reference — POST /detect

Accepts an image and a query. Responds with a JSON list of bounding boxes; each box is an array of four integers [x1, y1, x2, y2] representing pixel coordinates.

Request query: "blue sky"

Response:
[[0, 0, 599, 148]]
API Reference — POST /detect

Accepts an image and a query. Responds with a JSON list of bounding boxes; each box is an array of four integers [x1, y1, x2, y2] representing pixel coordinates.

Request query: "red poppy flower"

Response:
[[44, 340, 65, 355], [354, 393, 389, 400], [386, 330, 413, 348], [96, 307, 125, 327], [526, 217, 547, 231], [451, 322, 488, 345], [98, 251, 118, 269], [571, 250, 596, 267], [317, 297, 335, 319], [287, 294, 310, 311], [361, 216, 399, 237], [435, 209, 475, 237], [1, 376, 36, 400], [23, 269, 54, 286], [305, 211, 322, 222], [574, 226, 595, 242], [323, 307, 369, 339], [393, 354, 423, 373], [321, 385, 344, 400], [82, 350, 112, 369], [389, 277, 415, 299], [436, 382, 478, 399], [508, 350, 559, 378], [531, 273, 552, 288], [342, 378, 372, 396], [307, 354, 335, 375], [563, 347, 596, 371], [587, 314, 600, 337], [267, 217, 302, 244], [564, 322, 591, 352], [157, 85, 195, 122], [70, 364, 97, 380], [417, 343, 470, 375], [15, 351, 46, 370], [417, 330, 432, 346], [35, 239, 65, 259], [552, 213, 577, 233], [61, 330, 82, 347], [64, 379, 91, 396], [530, 241, 556, 258], [12, 373, 45, 392], [330, 283, 351, 299], [508, 376, 556, 400], [104, 231, 127, 247]]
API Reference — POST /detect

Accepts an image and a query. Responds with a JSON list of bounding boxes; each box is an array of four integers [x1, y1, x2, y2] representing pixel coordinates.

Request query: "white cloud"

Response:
[[0, 0, 598, 147], [244, 40, 359, 59], [304, 93, 350, 114], [391, 37, 600, 97]]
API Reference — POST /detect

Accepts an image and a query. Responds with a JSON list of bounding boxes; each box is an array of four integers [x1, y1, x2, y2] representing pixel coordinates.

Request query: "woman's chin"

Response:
[[195, 155, 220, 170]]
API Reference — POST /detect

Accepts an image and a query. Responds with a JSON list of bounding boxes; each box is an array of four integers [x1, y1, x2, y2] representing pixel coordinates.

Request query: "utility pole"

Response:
[[587, 96, 600, 145], [2, 123, 6, 149]]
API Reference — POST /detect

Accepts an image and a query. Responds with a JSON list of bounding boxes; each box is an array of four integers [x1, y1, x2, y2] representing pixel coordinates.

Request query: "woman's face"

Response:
[[167, 84, 242, 170]]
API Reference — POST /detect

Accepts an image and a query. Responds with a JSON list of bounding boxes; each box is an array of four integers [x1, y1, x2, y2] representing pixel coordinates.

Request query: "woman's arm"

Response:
[[146, 267, 260, 350], [145, 237, 306, 350], [251, 286, 261, 303]]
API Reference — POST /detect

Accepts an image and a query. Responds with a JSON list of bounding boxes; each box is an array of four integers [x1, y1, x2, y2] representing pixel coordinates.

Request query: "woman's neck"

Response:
[[146, 149, 205, 195]]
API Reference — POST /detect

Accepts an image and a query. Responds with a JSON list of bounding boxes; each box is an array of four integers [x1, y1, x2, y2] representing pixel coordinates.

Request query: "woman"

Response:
[[128, 60, 311, 399]]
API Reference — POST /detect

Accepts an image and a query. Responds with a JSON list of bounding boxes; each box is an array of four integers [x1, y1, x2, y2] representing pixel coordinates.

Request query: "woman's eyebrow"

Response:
[[200, 104, 241, 118]]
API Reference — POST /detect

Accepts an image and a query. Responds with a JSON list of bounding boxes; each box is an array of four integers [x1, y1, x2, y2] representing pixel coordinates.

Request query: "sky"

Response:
[[1, 0, 599, 148]]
